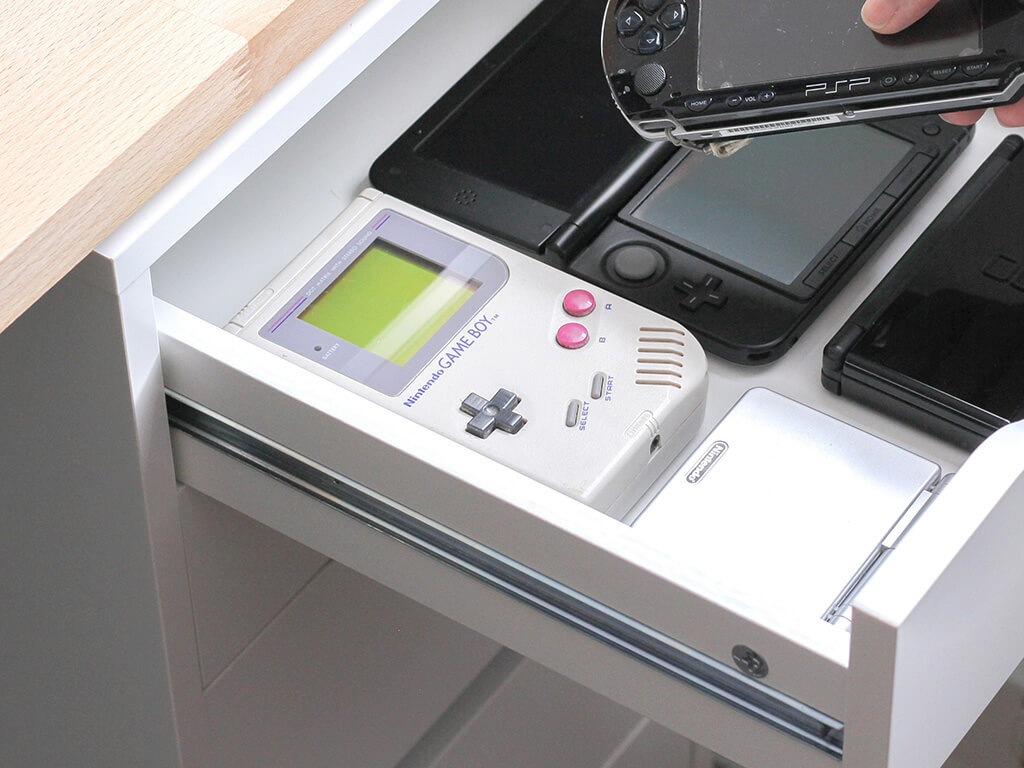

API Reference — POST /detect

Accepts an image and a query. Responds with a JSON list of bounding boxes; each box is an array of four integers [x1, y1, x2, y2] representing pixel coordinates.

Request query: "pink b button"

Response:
[[556, 323, 590, 350], [562, 289, 596, 317]]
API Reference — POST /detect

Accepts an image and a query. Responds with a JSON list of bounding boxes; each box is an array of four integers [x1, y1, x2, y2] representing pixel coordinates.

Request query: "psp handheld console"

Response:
[[602, 0, 1024, 151], [227, 190, 709, 518]]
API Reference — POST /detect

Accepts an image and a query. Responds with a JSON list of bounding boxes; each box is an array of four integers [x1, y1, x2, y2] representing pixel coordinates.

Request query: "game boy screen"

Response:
[[300, 240, 478, 366]]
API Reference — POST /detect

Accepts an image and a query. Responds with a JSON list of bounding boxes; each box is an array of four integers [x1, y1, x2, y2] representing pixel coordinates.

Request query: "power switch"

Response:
[[229, 288, 275, 330]]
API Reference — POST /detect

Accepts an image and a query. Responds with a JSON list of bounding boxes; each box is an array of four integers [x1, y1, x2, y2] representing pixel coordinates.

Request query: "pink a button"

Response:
[[562, 289, 596, 317], [556, 322, 590, 350]]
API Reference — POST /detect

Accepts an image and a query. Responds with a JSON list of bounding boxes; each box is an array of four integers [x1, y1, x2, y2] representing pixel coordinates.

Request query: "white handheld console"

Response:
[[227, 190, 708, 518]]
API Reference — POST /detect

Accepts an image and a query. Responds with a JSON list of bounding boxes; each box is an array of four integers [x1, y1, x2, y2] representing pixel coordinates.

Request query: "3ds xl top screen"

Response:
[[418, 0, 640, 210]]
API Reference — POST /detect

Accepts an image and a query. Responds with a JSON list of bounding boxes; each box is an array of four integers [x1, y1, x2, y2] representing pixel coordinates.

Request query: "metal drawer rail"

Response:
[[166, 391, 844, 758]]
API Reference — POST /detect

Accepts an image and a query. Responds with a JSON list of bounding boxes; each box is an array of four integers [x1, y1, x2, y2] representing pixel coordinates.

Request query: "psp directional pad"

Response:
[[460, 389, 527, 439]]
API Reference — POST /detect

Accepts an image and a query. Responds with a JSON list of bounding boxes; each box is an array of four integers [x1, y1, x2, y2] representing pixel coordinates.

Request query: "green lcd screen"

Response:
[[299, 240, 478, 366]]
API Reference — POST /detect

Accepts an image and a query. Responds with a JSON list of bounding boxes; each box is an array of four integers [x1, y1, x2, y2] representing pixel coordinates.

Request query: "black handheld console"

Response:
[[824, 135, 1024, 449], [602, 0, 1024, 151], [569, 117, 971, 364], [372, 0, 973, 365]]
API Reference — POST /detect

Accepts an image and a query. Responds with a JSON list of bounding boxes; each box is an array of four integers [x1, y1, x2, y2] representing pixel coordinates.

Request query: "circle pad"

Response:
[[608, 244, 662, 282]]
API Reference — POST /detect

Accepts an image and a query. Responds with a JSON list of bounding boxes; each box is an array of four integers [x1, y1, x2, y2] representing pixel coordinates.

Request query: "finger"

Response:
[[862, 0, 941, 33], [940, 108, 986, 126], [994, 98, 1024, 128]]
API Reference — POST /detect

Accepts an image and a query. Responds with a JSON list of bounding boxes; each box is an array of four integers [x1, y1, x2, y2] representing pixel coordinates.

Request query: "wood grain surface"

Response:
[[0, 0, 368, 334]]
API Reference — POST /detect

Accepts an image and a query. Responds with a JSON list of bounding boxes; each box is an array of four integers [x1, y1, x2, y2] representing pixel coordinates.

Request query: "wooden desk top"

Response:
[[0, 0, 369, 334]]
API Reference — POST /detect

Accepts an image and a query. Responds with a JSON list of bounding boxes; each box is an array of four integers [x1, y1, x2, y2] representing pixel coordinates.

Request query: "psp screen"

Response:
[[698, 0, 982, 90]]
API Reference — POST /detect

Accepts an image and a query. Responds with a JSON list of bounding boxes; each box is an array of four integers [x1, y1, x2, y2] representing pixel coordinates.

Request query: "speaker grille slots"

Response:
[[454, 189, 478, 206], [636, 327, 688, 388]]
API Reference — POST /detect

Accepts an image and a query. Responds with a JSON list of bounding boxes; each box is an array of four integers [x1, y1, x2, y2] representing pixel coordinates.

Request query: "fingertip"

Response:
[[995, 99, 1024, 128], [861, 0, 897, 31], [863, 0, 942, 34], [940, 109, 985, 126]]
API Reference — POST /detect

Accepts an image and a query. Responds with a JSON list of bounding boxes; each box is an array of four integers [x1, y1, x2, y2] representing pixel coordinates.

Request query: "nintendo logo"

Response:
[[686, 441, 729, 484]]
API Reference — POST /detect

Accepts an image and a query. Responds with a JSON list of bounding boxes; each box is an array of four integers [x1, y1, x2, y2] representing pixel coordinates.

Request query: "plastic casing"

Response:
[[823, 135, 1024, 449], [602, 0, 1024, 149]]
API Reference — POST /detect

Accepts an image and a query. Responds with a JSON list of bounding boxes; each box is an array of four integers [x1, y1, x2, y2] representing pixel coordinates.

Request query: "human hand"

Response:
[[860, 0, 1024, 126]]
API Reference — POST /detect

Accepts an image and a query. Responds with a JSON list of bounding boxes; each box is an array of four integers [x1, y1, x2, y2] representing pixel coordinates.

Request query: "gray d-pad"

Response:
[[460, 389, 526, 439]]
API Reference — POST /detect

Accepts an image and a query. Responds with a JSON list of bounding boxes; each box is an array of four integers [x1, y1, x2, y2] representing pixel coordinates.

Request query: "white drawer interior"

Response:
[[142, 0, 1024, 763]]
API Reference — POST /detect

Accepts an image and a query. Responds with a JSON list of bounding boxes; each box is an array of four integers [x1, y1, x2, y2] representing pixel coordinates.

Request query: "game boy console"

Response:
[[227, 190, 709, 518]]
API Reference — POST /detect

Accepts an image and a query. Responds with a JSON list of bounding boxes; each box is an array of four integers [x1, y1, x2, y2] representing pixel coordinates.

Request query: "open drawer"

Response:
[[98, 0, 1024, 766]]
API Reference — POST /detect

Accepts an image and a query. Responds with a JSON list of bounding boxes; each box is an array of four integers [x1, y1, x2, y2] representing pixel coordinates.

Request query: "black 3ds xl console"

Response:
[[371, 0, 973, 364], [824, 135, 1024, 449]]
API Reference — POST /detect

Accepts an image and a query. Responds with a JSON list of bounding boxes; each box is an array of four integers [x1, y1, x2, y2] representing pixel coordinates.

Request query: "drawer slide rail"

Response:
[[166, 390, 845, 758]]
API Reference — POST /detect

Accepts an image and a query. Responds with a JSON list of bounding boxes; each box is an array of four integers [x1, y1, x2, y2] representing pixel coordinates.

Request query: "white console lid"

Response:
[[632, 388, 942, 625]]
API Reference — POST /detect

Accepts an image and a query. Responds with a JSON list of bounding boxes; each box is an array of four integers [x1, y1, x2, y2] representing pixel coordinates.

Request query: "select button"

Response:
[[566, 400, 582, 428], [804, 243, 853, 289], [928, 65, 957, 81]]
